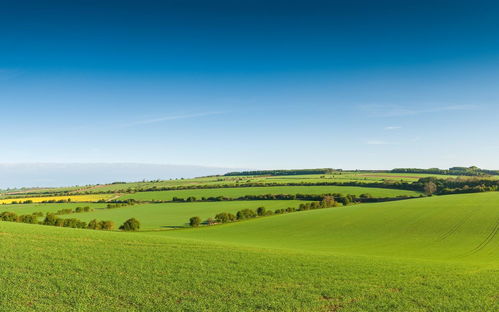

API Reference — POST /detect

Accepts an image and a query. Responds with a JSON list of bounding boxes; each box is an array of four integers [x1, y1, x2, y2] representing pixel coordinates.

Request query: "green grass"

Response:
[[1, 203, 107, 215], [75, 200, 303, 229], [157, 192, 499, 262], [118, 185, 420, 201], [0, 192, 497, 311]]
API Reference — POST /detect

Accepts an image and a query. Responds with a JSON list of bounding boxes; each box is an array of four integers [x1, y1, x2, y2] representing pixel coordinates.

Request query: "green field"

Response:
[[118, 185, 420, 201], [0, 192, 497, 311], [157, 192, 499, 261], [1, 202, 107, 215], [75, 200, 303, 229]]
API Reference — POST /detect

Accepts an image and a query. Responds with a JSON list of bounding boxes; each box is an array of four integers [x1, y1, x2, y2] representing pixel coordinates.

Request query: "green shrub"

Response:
[[119, 218, 141, 231], [189, 216, 201, 227]]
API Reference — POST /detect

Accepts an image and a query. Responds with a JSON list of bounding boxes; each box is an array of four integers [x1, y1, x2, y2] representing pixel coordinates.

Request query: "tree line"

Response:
[[224, 168, 337, 176], [0, 211, 140, 232], [188, 196, 340, 227], [392, 166, 499, 177]]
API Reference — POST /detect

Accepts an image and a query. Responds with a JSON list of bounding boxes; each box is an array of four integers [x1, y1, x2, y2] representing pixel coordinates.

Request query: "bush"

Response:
[[256, 207, 266, 216], [236, 209, 257, 220], [215, 212, 236, 223], [189, 216, 201, 227], [99, 220, 115, 230], [119, 218, 141, 231]]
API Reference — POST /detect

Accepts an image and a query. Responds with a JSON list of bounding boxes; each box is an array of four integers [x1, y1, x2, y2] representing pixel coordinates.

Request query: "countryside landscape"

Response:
[[2, 0, 498, 311], [1, 168, 498, 311]]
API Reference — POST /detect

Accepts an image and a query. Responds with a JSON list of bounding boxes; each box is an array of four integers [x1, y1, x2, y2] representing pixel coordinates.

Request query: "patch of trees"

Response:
[[412, 177, 499, 195], [106, 199, 136, 209], [189, 196, 341, 227], [392, 166, 499, 177], [224, 168, 338, 176], [54, 206, 93, 215], [0, 211, 114, 230], [169, 193, 417, 204]]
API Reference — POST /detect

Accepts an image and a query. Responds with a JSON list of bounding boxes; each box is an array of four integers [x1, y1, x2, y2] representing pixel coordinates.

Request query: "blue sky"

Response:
[[1, 0, 499, 171]]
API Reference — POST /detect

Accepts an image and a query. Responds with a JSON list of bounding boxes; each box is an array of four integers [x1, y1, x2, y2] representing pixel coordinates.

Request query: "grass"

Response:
[[0, 192, 497, 311], [75, 200, 303, 229], [0, 197, 496, 311], [0, 194, 114, 204], [0, 203, 107, 215], [118, 185, 420, 201], [157, 192, 499, 262]]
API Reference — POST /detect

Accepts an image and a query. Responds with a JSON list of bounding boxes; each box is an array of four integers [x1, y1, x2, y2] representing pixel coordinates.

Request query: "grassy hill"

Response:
[[75, 200, 303, 230], [158, 192, 499, 262], [0, 191, 497, 311], [118, 185, 420, 201]]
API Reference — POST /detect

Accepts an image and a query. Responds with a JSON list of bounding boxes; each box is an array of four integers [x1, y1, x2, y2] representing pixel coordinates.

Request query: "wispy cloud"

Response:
[[384, 126, 402, 131], [366, 140, 396, 145], [360, 104, 478, 117], [118, 112, 224, 128]]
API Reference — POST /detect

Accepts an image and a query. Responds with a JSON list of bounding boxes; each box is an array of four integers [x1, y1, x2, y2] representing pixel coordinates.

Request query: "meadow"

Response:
[[0, 192, 497, 311], [0, 172, 498, 311], [75, 200, 303, 229], [118, 185, 420, 201]]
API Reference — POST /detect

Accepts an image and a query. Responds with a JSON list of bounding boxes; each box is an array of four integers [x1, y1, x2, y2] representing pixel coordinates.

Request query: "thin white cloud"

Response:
[[367, 140, 395, 145], [118, 112, 224, 128], [360, 104, 478, 117], [384, 126, 402, 131]]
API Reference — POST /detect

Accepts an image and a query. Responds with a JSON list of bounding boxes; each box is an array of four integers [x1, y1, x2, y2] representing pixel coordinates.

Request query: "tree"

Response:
[[256, 206, 266, 216], [424, 181, 437, 195], [189, 216, 201, 227], [99, 220, 115, 230], [87, 219, 99, 230], [215, 212, 236, 223], [119, 218, 141, 231]]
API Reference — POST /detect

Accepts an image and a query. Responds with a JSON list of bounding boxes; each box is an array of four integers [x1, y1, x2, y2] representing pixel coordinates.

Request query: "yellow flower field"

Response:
[[0, 194, 115, 204]]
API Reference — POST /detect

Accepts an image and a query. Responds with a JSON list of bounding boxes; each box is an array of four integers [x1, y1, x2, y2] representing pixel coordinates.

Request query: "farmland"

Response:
[[0, 192, 497, 311], [0, 171, 498, 311], [0, 194, 114, 204], [118, 185, 420, 201], [75, 200, 303, 230]]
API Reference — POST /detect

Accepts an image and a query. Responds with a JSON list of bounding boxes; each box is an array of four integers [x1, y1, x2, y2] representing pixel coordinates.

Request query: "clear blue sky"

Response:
[[1, 0, 498, 170]]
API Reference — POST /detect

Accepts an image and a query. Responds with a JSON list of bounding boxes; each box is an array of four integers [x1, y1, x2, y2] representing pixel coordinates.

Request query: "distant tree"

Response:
[[99, 220, 115, 230], [87, 219, 99, 230], [424, 181, 437, 195], [236, 209, 257, 220], [189, 216, 201, 227], [119, 218, 141, 231], [256, 206, 266, 216], [215, 212, 236, 223]]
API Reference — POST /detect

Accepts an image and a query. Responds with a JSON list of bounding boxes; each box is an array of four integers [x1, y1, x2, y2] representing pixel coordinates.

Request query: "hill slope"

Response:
[[156, 192, 499, 262]]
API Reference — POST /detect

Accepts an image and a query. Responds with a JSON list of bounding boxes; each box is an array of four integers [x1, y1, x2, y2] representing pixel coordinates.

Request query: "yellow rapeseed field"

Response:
[[0, 194, 114, 204]]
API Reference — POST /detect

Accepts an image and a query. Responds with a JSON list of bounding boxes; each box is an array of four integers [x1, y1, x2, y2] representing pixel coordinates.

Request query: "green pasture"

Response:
[[0, 202, 107, 215], [158, 192, 499, 262], [118, 185, 420, 201], [75, 200, 303, 230], [0, 194, 497, 311]]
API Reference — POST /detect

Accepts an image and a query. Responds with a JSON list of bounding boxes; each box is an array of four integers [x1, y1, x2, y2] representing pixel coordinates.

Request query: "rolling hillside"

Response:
[[157, 192, 499, 262]]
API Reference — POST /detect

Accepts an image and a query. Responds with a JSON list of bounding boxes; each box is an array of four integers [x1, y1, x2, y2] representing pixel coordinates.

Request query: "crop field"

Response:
[[0, 192, 497, 311], [0, 194, 114, 204], [75, 200, 303, 229], [1, 202, 107, 215], [157, 192, 499, 261], [118, 185, 420, 201], [0, 172, 498, 311]]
